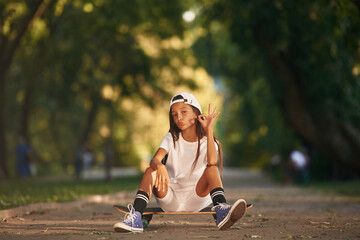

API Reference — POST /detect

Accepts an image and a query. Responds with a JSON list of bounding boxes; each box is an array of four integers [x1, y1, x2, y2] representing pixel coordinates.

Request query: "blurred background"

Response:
[[0, 0, 359, 185]]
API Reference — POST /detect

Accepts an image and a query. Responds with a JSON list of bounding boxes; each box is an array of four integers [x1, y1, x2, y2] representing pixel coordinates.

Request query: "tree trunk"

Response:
[[20, 68, 37, 140], [0, 0, 49, 178], [253, 24, 360, 175], [0, 69, 8, 179], [49, 114, 69, 171], [81, 93, 101, 143], [20, 38, 49, 139]]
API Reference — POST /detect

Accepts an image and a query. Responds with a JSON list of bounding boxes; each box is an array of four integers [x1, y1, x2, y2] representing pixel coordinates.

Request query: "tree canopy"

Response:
[[1, 0, 359, 179], [192, 0, 360, 177], [0, 0, 222, 178]]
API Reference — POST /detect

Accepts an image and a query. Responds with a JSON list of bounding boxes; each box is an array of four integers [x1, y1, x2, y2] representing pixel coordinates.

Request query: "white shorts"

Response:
[[155, 186, 212, 212]]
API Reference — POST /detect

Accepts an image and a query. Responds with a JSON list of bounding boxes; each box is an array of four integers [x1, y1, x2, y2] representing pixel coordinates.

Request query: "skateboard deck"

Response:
[[113, 203, 253, 215]]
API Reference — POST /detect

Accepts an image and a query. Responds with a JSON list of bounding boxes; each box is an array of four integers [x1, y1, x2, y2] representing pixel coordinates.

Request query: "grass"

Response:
[[306, 180, 360, 197], [0, 175, 142, 210]]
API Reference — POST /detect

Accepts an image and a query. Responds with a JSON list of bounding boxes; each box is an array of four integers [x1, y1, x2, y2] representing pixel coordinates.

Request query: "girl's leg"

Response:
[[138, 167, 168, 198], [196, 166, 226, 205], [196, 166, 247, 231], [196, 165, 222, 197], [133, 167, 167, 214], [137, 167, 156, 197], [114, 167, 170, 232]]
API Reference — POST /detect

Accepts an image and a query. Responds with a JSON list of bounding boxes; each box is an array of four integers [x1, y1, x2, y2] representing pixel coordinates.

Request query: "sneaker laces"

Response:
[[211, 202, 231, 211], [123, 204, 137, 224]]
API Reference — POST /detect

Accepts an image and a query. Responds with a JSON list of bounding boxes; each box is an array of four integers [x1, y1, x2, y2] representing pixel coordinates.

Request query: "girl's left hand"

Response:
[[198, 104, 220, 133]]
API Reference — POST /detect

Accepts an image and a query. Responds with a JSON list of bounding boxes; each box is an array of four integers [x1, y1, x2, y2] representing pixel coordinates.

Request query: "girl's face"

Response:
[[171, 102, 198, 131]]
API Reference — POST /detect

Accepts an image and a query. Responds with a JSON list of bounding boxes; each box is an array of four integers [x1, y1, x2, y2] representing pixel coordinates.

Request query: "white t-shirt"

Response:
[[159, 132, 219, 191]]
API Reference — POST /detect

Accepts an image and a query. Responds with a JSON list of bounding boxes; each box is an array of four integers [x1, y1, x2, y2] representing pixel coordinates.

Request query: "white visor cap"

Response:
[[169, 92, 202, 114]]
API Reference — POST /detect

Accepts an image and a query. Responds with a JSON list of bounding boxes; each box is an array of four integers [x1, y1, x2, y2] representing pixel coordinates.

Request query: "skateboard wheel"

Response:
[[142, 218, 149, 228]]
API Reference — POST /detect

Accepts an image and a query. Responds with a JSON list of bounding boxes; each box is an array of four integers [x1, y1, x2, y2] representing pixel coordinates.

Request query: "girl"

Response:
[[113, 93, 246, 232]]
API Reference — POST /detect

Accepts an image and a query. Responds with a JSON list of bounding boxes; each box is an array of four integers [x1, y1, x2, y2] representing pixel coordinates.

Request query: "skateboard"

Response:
[[113, 203, 253, 228]]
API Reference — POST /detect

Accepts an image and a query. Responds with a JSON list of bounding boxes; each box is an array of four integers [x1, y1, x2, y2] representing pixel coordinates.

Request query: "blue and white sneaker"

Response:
[[113, 204, 143, 232], [211, 199, 246, 230]]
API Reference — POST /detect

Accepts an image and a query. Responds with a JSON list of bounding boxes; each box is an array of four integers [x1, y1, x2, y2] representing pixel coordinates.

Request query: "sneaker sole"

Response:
[[113, 222, 143, 233], [218, 199, 246, 231]]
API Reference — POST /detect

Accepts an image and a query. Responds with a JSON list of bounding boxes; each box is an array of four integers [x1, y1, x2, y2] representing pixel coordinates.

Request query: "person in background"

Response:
[[289, 148, 310, 184], [16, 135, 32, 179]]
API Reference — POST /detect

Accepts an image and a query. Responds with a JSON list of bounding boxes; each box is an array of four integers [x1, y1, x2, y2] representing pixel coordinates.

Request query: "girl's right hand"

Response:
[[198, 104, 220, 134], [154, 164, 170, 192]]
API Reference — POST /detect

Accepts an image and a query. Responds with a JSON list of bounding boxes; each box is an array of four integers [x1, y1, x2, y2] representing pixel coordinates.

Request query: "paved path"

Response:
[[1, 169, 359, 239]]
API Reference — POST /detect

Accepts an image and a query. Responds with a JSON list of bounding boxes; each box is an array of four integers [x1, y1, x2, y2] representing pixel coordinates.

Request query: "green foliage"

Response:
[[2, 0, 360, 177], [192, 0, 360, 172], [0, 175, 142, 210], [3, 0, 202, 176], [192, 1, 300, 167]]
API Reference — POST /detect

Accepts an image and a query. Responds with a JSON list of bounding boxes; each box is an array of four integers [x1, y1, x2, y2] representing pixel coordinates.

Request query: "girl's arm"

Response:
[[150, 148, 169, 192], [198, 104, 220, 166], [206, 128, 218, 166], [150, 148, 167, 170]]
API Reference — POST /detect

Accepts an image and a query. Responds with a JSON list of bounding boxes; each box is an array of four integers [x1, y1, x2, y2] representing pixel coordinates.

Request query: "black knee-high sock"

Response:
[[210, 187, 226, 206], [133, 190, 149, 214]]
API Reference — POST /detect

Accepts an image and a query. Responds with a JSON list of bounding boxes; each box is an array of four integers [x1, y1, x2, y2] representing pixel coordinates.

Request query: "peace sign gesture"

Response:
[[198, 104, 220, 134]]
